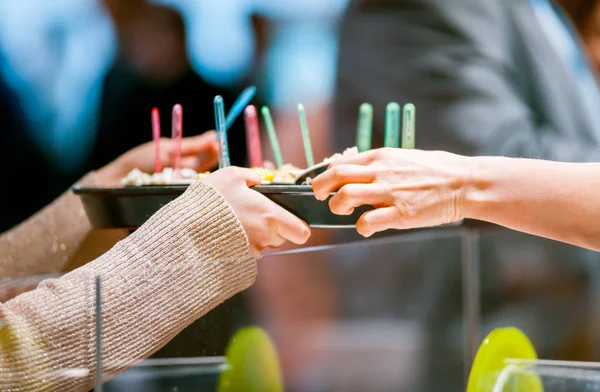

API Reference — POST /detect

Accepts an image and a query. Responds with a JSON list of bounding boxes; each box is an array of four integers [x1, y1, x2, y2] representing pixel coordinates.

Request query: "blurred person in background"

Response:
[[329, 0, 600, 389], [0, 0, 251, 233], [90, 0, 249, 174]]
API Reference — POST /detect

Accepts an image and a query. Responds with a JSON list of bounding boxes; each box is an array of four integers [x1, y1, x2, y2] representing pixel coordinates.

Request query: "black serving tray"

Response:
[[72, 185, 374, 229]]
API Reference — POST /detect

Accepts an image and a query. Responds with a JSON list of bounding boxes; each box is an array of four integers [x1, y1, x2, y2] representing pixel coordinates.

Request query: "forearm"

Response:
[[0, 181, 256, 391], [465, 157, 600, 251], [0, 173, 98, 278]]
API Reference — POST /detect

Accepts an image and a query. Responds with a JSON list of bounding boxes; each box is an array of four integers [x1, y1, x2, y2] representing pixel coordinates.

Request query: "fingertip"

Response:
[[299, 226, 312, 244], [313, 190, 326, 201], [249, 247, 261, 258], [291, 222, 311, 245], [245, 170, 262, 186], [356, 213, 371, 237], [311, 183, 327, 201]]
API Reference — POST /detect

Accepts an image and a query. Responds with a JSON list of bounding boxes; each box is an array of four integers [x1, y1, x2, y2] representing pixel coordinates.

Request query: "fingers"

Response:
[[327, 149, 379, 168], [181, 156, 202, 170], [328, 184, 390, 215], [356, 206, 404, 237], [180, 132, 218, 156], [209, 167, 262, 188], [227, 167, 262, 187], [179, 152, 218, 172], [196, 151, 219, 172], [312, 165, 376, 200], [270, 204, 311, 245], [241, 168, 262, 187]]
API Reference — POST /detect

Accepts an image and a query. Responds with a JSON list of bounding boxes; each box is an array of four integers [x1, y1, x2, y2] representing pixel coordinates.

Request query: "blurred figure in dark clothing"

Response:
[[0, 79, 56, 233], [334, 0, 600, 158], [88, 0, 248, 172], [0, 1, 251, 234], [331, 0, 600, 390]]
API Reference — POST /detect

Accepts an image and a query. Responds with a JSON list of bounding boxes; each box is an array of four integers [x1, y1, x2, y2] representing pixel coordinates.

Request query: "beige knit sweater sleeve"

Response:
[[0, 180, 257, 391], [0, 173, 99, 279]]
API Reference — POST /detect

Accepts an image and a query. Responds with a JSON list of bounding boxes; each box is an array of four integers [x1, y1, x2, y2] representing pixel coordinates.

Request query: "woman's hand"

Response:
[[312, 148, 471, 237], [206, 167, 311, 256], [96, 132, 219, 186]]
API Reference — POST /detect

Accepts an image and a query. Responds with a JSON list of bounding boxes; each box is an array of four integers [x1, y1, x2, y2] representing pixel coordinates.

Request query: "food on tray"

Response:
[[322, 146, 359, 164], [121, 168, 200, 186], [252, 167, 275, 183], [273, 164, 302, 184], [120, 147, 359, 187]]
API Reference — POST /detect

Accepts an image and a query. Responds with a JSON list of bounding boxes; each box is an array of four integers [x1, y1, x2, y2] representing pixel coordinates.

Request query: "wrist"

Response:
[[461, 156, 496, 221]]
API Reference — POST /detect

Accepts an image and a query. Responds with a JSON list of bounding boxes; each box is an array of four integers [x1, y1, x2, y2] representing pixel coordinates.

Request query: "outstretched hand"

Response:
[[206, 167, 312, 256], [96, 132, 219, 186], [312, 148, 470, 237]]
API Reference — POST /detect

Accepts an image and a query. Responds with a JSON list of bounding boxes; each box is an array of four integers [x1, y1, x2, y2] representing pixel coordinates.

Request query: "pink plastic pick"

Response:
[[244, 105, 263, 168], [152, 108, 162, 173], [171, 104, 183, 179]]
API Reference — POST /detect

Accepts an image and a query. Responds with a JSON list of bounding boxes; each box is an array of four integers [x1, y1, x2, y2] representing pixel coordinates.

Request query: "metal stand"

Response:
[[95, 276, 103, 392], [461, 229, 480, 386]]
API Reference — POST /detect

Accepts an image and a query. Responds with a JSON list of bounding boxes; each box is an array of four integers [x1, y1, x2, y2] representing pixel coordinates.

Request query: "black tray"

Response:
[[72, 185, 374, 229]]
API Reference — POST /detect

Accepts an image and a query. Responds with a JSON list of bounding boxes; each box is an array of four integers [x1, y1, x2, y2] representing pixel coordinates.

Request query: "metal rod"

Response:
[[95, 276, 103, 392], [461, 229, 480, 387]]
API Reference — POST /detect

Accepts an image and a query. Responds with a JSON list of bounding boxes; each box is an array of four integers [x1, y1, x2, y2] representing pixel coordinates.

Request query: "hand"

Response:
[[205, 167, 311, 256], [311, 148, 470, 237], [96, 132, 219, 186]]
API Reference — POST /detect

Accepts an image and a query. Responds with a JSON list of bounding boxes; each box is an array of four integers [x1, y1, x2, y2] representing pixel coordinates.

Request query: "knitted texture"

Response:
[[0, 180, 256, 391], [0, 173, 98, 279]]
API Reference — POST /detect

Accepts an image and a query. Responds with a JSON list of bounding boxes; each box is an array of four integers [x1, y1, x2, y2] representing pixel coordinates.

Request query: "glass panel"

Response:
[[94, 227, 466, 392], [494, 360, 600, 391], [478, 229, 600, 361]]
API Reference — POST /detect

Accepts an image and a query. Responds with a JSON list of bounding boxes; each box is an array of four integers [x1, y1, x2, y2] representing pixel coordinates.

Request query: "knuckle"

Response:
[[329, 198, 341, 214], [331, 166, 345, 181], [401, 204, 418, 219], [263, 210, 278, 225], [337, 186, 352, 201]]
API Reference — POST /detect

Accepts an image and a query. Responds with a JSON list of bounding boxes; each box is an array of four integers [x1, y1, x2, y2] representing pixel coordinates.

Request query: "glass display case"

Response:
[[3, 224, 600, 391], [91, 225, 471, 392]]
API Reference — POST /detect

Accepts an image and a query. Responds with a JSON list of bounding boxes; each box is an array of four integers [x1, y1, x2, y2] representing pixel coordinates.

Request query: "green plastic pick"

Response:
[[356, 103, 373, 152], [384, 102, 401, 148], [298, 104, 314, 167], [261, 106, 284, 169], [402, 103, 416, 149]]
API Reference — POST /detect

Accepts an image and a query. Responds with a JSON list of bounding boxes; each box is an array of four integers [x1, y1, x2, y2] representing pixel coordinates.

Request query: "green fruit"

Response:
[[218, 326, 283, 392]]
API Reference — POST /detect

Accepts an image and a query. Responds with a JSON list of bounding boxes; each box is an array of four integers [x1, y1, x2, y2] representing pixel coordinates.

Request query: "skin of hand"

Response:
[[95, 131, 220, 186], [205, 167, 312, 256], [311, 148, 470, 237]]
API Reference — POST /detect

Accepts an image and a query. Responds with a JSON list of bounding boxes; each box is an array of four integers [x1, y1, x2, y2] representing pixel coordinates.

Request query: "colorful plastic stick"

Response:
[[384, 102, 401, 148], [226, 86, 256, 131], [152, 107, 162, 173], [402, 103, 416, 149], [214, 96, 230, 168], [297, 104, 314, 168], [171, 104, 183, 179], [261, 106, 284, 169], [244, 105, 263, 168], [356, 103, 373, 152]]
